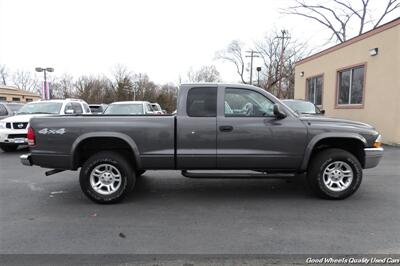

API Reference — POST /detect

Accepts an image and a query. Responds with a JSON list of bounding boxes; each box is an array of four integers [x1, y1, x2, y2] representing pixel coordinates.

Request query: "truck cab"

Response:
[[176, 84, 308, 171]]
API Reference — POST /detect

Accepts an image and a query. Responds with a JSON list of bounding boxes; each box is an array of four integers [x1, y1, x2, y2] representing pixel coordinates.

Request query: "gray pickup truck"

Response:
[[20, 83, 384, 203]]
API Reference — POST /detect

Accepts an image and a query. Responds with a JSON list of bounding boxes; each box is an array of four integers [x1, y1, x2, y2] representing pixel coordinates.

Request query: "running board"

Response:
[[181, 170, 295, 179]]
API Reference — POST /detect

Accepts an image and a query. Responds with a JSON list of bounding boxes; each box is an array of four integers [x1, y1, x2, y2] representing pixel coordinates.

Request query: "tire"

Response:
[[136, 170, 146, 177], [307, 148, 363, 200], [0, 144, 19, 152], [79, 151, 136, 204]]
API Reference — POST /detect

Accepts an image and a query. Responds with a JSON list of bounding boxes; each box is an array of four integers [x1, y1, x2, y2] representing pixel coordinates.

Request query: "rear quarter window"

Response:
[[187, 87, 217, 117]]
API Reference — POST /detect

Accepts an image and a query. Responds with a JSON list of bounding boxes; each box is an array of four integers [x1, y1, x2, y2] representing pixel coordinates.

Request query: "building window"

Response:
[[0, 96, 6, 101], [306, 75, 323, 106], [337, 65, 365, 106], [12, 97, 20, 102], [26, 98, 33, 102]]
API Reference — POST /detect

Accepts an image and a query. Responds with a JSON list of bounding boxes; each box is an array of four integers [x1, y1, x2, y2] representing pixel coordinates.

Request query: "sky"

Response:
[[0, 0, 398, 84]]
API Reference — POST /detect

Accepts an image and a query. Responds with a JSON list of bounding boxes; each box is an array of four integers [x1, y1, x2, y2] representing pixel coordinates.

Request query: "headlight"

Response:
[[373, 134, 382, 148], [0, 121, 5, 129]]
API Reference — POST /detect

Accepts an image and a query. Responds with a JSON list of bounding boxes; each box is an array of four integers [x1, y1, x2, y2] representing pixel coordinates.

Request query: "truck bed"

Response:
[[29, 115, 176, 170]]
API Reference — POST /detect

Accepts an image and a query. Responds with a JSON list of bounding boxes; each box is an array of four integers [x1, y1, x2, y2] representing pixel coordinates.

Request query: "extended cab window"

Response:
[[187, 87, 217, 117], [224, 88, 274, 117]]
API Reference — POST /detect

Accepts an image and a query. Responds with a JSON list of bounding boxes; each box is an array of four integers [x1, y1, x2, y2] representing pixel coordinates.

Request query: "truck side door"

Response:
[[177, 86, 217, 169], [217, 87, 307, 171]]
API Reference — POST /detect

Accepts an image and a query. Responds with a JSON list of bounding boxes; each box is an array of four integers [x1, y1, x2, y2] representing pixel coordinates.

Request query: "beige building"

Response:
[[295, 18, 400, 145], [0, 85, 41, 102]]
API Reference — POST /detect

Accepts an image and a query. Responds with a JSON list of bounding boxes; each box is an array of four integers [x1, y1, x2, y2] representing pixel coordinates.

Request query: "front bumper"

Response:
[[364, 147, 384, 169], [20, 153, 32, 166], [0, 129, 28, 144]]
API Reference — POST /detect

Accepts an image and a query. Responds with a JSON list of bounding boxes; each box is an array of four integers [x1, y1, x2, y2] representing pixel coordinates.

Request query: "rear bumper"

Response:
[[364, 147, 384, 169], [20, 153, 32, 166], [20, 152, 73, 169]]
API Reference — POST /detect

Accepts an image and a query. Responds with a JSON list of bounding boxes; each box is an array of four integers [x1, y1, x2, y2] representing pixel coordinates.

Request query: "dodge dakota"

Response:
[[20, 83, 384, 203]]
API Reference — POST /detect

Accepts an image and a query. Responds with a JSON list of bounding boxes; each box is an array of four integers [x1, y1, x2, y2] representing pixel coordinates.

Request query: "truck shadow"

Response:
[[124, 173, 313, 203]]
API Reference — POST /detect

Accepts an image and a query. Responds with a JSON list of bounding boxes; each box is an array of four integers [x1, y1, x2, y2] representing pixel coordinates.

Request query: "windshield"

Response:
[[6, 104, 24, 113], [17, 102, 63, 114], [104, 103, 144, 115], [283, 100, 317, 114]]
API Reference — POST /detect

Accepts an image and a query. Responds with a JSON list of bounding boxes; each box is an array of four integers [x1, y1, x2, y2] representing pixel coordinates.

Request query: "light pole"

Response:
[[35, 67, 54, 100], [256, 67, 262, 87]]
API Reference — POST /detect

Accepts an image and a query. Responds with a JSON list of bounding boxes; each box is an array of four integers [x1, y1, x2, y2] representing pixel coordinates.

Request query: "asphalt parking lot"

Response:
[[0, 146, 399, 255]]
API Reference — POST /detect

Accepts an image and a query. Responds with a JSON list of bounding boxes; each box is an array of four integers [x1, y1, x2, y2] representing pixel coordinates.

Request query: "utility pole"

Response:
[[275, 30, 290, 98], [245, 50, 260, 85]]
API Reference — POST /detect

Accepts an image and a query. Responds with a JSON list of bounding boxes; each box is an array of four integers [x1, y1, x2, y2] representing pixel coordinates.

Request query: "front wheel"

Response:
[[79, 151, 136, 203], [307, 148, 363, 200]]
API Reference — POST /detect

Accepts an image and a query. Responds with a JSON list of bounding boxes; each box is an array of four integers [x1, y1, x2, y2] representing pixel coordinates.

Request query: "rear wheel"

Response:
[[307, 148, 363, 199], [79, 151, 136, 203], [0, 144, 19, 152]]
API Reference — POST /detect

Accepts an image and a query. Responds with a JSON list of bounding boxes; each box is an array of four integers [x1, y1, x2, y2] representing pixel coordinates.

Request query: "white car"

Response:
[[0, 99, 91, 152], [104, 101, 156, 115], [150, 103, 166, 114]]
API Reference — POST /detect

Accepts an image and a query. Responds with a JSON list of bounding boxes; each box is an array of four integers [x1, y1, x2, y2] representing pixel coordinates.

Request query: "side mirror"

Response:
[[320, 109, 326, 115], [273, 104, 287, 119], [65, 109, 74, 115]]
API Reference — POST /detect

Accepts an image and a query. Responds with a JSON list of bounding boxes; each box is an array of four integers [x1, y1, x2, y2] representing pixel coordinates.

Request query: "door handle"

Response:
[[219, 125, 233, 132]]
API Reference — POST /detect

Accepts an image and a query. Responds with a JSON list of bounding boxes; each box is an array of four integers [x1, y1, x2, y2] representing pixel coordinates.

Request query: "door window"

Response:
[[64, 103, 73, 113], [224, 88, 274, 117], [0, 104, 8, 116], [72, 102, 83, 114], [187, 87, 217, 117]]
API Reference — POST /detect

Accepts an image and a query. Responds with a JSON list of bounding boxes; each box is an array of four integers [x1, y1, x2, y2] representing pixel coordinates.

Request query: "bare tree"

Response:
[[215, 40, 247, 83], [256, 30, 311, 98], [186, 65, 221, 83], [109, 65, 134, 101], [282, 0, 400, 43], [49, 74, 75, 99], [157, 83, 178, 113], [133, 73, 159, 102], [11, 70, 39, 92], [0, 65, 8, 85], [74, 75, 113, 103]]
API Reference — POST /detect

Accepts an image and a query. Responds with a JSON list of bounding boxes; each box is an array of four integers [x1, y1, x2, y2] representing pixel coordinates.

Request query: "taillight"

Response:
[[27, 126, 36, 146]]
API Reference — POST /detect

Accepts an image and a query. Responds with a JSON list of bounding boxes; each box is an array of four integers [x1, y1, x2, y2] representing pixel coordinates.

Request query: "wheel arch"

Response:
[[300, 133, 367, 171], [71, 132, 141, 170]]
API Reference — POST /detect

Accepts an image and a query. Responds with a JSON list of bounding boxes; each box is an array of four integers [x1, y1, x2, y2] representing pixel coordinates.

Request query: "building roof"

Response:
[[296, 17, 400, 66], [0, 85, 40, 97]]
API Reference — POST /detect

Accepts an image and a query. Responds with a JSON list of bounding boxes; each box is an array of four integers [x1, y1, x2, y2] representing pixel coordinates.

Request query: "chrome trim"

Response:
[[20, 154, 32, 166], [364, 147, 384, 152], [364, 147, 384, 169]]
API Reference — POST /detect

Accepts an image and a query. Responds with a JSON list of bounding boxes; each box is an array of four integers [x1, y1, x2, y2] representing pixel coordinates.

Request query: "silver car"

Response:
[[0, 102, 25, 120]]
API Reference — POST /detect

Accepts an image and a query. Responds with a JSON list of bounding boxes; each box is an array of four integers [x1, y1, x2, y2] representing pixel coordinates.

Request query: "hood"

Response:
[[1, 114, 53, 123], [300, 115, 374, 130]]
